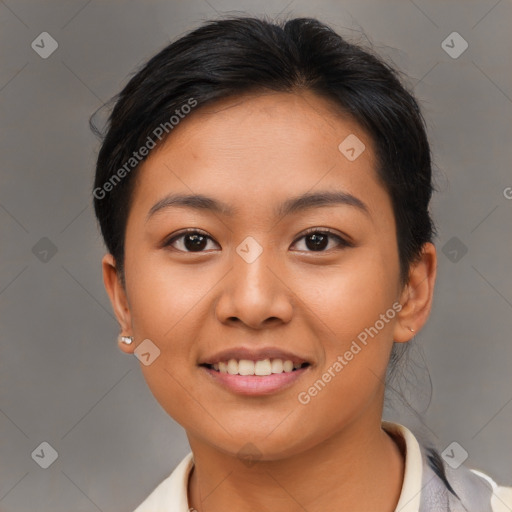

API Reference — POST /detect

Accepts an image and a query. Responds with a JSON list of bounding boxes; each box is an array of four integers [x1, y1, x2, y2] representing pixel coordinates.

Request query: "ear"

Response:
[[393, 242, 437, 343], [102, 253, 135, 354]]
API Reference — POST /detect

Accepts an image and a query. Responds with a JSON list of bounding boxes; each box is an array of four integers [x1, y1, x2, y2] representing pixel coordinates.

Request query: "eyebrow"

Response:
[[146, 190, 370, 222]]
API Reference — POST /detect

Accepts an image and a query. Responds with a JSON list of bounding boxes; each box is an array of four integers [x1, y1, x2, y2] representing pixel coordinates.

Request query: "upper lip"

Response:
[[199, 347, 311, 366]]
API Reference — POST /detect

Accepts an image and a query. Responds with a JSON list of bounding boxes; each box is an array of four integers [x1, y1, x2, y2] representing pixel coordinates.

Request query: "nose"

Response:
[[214, 241, 294, 329]]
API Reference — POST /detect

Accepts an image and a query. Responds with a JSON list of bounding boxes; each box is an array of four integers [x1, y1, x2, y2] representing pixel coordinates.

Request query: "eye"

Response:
[[164, 229, 219, 252], [163, 227, 352, 253], [291, 228, 352, 252]]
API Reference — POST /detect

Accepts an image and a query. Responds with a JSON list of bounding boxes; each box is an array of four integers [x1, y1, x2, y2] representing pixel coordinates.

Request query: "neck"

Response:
[[187, 415, 405, 512]]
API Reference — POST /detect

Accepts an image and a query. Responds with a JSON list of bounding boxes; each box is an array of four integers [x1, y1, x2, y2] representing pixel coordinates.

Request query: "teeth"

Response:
[[271, 359, 283, 373], [254, 359, 272, 376], [283, 360, 294, 372], [227, 359, 238, 375], [210, 358, 304, 376], [238, 360, 254, 376]]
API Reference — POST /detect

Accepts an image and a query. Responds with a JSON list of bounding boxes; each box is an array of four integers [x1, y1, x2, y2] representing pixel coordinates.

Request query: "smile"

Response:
[[200, 359, 311, 395]]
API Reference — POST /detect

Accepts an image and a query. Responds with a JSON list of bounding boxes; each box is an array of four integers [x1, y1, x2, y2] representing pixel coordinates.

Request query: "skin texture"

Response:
[[102, 90, 437, 511]]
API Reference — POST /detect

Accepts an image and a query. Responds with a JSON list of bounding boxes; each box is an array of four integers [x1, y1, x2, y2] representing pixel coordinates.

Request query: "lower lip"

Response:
[[201, 366, 310, 395]]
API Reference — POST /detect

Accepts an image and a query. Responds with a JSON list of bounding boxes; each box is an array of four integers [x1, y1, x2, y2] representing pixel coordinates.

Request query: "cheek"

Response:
[[125, 248, 211, 342], [125, 263, 211, 428], [294, 248, 399, 338], [292, 266, 396, 431], [291, 250, 398, 390]]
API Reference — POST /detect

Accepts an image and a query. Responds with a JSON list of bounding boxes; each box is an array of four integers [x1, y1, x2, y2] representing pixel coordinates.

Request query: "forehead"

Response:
[[157, 90, 371, 162], [129, 90, 388, 221]]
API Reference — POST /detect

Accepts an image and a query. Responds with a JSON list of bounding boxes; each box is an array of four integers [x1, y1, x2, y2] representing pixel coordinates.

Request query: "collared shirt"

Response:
[[134, 421, 512, 512]]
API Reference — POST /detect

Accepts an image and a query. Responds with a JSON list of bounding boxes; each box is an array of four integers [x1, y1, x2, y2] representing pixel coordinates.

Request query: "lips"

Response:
[[200, 359, 311, 395], [198, 347, 312, 393]]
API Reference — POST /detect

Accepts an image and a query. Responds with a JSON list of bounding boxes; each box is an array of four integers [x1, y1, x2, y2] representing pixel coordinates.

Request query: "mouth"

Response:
[[199, 353, 312, 395]]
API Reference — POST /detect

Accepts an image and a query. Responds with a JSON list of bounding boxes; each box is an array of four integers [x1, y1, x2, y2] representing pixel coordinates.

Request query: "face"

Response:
[[104, 90, 430, 460]]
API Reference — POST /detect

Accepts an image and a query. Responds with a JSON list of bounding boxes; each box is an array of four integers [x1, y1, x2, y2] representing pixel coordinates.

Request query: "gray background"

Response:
[[1, 0, 511, 510]]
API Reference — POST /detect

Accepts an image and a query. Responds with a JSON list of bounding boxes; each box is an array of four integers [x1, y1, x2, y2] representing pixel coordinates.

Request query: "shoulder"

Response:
[[133, 452, 194, 512], [383, 421, 512, 512], [470, 470, 512, 512], [420, 438, 512, 512]]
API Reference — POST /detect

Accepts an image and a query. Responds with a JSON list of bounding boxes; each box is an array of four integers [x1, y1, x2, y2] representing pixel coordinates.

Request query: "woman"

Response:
[[91, 15, 511, 512]]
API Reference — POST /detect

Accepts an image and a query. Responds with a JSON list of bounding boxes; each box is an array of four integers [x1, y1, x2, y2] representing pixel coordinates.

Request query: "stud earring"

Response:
[[118, 335, 134, 345], [408, 327, 415, 333]]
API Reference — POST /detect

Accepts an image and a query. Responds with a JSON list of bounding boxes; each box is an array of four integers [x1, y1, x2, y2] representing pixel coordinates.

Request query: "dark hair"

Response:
[[91, 15, 436, 288]]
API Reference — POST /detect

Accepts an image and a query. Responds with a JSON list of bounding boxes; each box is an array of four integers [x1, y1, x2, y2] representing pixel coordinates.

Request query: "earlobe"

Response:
[[101, 253, 135, 354], [117, 334, 135, 354], [393, 242, 437, 343]]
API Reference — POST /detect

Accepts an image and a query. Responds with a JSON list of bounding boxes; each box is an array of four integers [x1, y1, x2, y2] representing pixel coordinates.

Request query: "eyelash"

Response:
[[163, 227, 352, 253]]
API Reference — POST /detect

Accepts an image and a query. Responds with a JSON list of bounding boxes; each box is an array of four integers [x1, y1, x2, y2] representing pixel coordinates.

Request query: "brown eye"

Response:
[[305, 232, 329, 251], [164, 230, 219, 252], [291, 229, 351, 252]]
